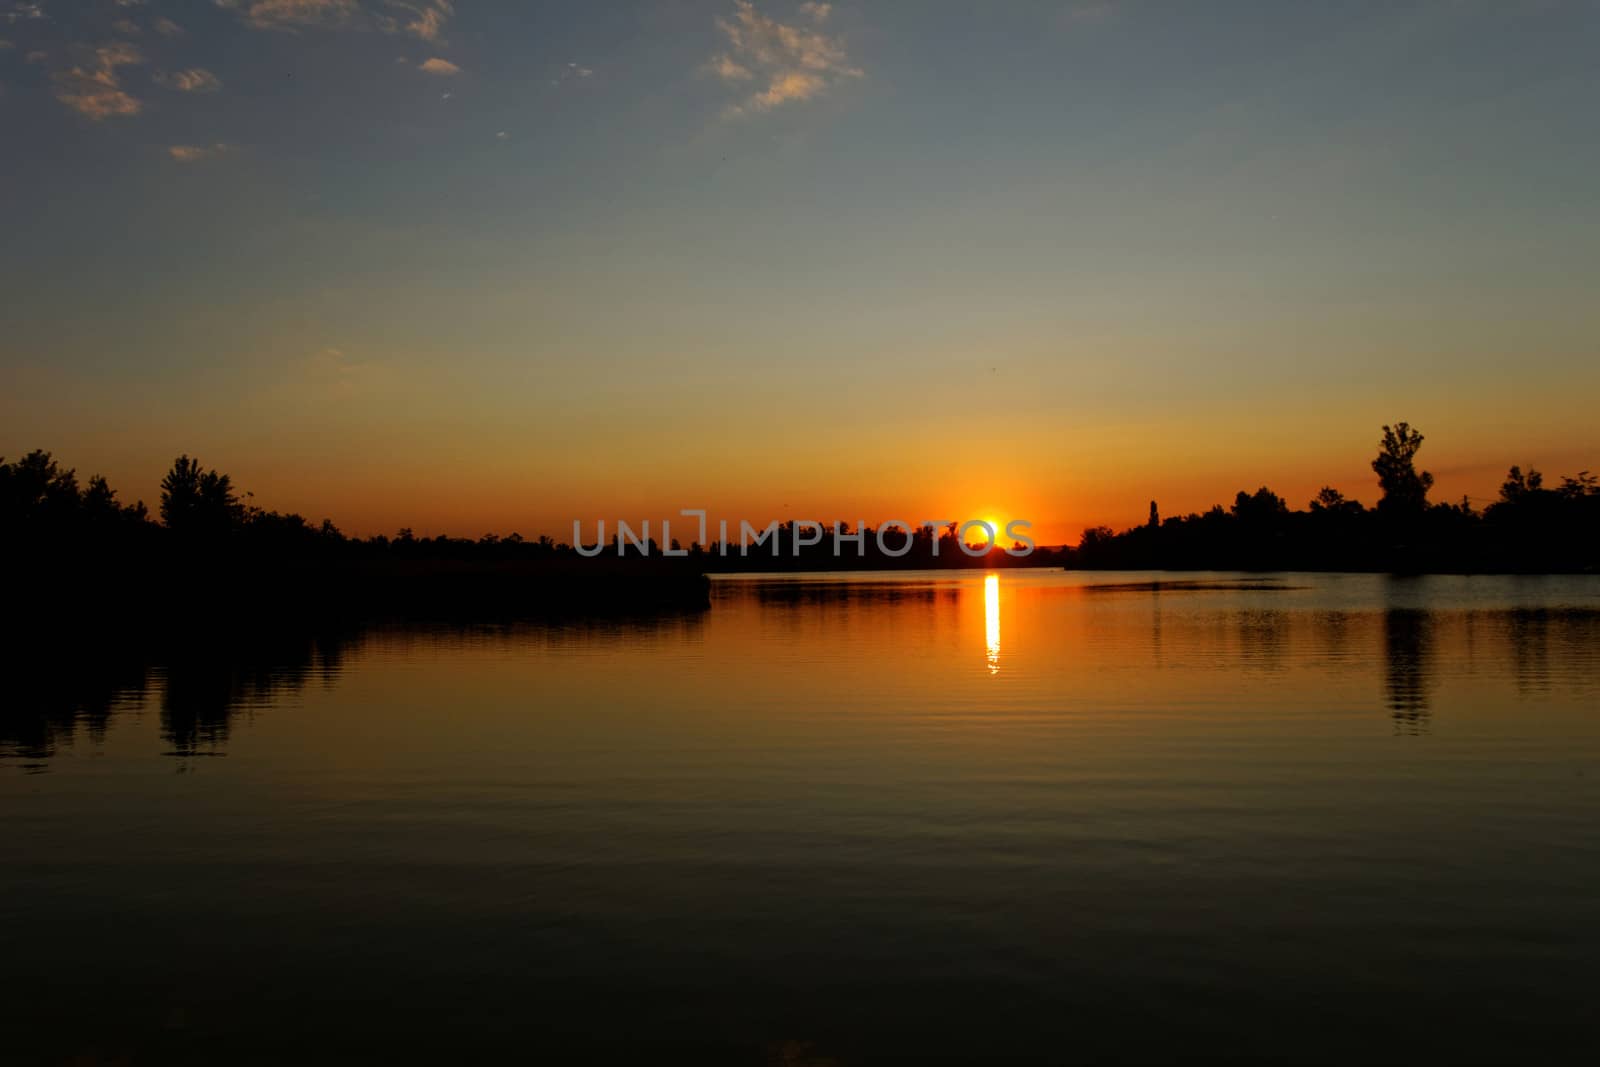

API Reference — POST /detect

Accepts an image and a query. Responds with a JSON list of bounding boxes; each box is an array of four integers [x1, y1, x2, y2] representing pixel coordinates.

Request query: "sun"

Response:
[[969, 513, 1007, 545]]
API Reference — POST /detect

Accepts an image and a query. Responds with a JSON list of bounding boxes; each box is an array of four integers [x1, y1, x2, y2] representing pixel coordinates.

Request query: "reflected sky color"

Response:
[[4, 573, 1600, 1061]]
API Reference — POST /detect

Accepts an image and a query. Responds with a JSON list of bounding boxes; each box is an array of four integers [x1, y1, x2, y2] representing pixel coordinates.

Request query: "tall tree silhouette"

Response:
[[0, 450, 79, 528], [1499, 465, 1543, 502], [160, 455, 242, 538], [1372, 423, 1434, 513]]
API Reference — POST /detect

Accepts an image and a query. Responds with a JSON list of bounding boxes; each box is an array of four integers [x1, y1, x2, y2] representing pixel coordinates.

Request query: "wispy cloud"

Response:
[[707, 0, 861, 117], [3, 3, 46, 24], [228, 0, 364, 33], [1059, 1, 1119, 27], [168, 142, 235, 162], [301, 345, 386, 399], [386, 0, 452, 42], [20, 0, 459, 132], [707, 53, 750, 81], [53, 41, 144, 120], [220, 0, 454, 41], [417, 55, 458, 75], [550, 60, 593, 87], [155, 67, 222, 92]]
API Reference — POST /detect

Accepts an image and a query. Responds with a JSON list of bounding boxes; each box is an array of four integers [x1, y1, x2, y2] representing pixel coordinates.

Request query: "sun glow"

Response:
[[968, 510, 1019, 548]]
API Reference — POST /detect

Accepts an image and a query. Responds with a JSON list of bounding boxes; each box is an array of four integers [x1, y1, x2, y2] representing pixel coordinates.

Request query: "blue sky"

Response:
[[3, 1, 1598, 539]]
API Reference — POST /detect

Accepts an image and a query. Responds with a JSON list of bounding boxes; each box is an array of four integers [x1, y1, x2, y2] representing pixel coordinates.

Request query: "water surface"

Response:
[[4, 571, 1599, 1064]]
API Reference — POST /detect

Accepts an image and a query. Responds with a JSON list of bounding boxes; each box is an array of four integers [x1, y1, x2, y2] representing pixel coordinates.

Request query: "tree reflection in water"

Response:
[[0, 610, 708, 770]]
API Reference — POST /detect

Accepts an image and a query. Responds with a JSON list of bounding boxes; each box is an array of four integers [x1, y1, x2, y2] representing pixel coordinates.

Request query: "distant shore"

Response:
[[6, 421, 1597, 615]]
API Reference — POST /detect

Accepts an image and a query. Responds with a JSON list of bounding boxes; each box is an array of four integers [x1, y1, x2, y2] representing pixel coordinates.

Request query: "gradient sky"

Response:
[[3, 0, 1598, 544]]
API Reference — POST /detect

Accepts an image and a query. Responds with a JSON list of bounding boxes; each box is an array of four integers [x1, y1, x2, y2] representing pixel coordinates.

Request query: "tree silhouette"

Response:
[[6, 423, 1599, 582], [1310, 486, 1348, 512], [1500, 465, 1543, 502], [1558, 471, 1597, 499], [1231, 486, 1288, 522], [159, 454, 243, 537], [1, 450, 147, 542], [0, 450, 78, 527], [1372, 422, 1434, 513]]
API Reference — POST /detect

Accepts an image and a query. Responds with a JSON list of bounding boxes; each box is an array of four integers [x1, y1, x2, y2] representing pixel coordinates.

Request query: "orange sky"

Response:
[[9, 379, 1594, 547], [4, 1, 1597, 545]]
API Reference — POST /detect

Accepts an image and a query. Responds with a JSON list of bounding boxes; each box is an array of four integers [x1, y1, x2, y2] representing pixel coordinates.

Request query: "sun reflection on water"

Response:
[[984, 573, 1000, 674]]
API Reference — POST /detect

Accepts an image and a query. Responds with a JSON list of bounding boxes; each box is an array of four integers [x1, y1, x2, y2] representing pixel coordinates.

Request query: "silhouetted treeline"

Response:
[[1066, 424, 1600, 573], [0, 451, 1064, 611], [5, 421, 1596, 614], [1, 450, 709, 620]]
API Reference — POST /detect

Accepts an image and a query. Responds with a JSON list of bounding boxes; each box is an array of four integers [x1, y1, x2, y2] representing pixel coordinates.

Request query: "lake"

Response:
[[4, 571, 1599, 1064]]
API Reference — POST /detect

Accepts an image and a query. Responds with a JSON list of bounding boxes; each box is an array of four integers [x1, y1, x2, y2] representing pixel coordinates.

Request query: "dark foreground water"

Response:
[[4, 571, 1600, 1065]]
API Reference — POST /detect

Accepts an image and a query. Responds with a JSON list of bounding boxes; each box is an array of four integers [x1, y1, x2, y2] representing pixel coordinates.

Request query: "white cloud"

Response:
[[550, 60, 593, 87], [33, 0, 460, 131], [708, 53, 750, 81], [386, 0, 452, 42], [417, 55, 458, 75], [3, 3, 46, 24], [155, 67, 222, 92], [53, 42, 145, 120], [222, 0, 453, 41], [168, 142, 235, 162], [233, 0, 363, 32], [707, 0, 861, 116]]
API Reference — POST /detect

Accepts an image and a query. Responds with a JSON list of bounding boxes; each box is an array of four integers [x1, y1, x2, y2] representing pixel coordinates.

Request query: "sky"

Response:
[[3, 0, 1598, 545]]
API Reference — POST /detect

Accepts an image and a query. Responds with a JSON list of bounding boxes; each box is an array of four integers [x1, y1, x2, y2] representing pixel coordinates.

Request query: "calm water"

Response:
[[4, 571, 1600, 1064]]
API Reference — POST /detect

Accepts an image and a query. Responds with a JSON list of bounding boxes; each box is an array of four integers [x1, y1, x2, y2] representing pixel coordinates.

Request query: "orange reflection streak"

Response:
[[984, 573, 1001, 674]]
